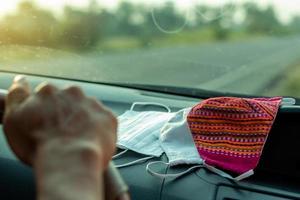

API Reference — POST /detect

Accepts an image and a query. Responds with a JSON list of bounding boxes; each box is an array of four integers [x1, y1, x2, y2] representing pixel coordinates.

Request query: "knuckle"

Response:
[[88, 97, 104, 110], [36, 83, 57, 96], [109, 111, 117, 125], [7, 86, 29, 105], [105, 108, 116, 119], [8, 86, 27, 97], [64, 86, 84, 98], [104, 109, 118, 129]]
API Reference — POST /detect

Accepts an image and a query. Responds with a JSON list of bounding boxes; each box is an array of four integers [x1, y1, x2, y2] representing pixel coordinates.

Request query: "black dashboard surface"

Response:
[[0, 72, 299, 200]]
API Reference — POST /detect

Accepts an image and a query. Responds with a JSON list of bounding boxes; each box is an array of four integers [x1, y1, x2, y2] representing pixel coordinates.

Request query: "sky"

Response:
[[0, 0, 300, 22]]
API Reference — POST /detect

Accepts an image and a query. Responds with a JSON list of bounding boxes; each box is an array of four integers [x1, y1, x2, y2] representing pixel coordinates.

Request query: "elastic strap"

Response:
[[203, 161, 254, 181], [130, 102, 171, 113], [281, 98, 296, 106], [146, 161, 203, 179], [113, 149, 129, 159], [115, 156, 154, 168]]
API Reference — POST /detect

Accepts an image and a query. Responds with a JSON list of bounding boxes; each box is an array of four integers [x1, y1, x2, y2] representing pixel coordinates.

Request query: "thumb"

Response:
[[5, 75, 31, 113]]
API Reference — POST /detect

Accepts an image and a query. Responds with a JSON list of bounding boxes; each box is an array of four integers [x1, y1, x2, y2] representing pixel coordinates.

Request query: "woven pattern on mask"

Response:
[[187, 97, 282, 174]]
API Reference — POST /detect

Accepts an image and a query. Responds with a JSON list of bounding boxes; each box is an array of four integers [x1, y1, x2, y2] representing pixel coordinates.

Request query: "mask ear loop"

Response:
[[113, 149, 155, 168], [115, 156, 154, 168], [146, 161, 203, 179], [130, 102, 171, 113], [203, 161, 254, 181], [281, 98, 296, 106], [113, 149, 129, 159]]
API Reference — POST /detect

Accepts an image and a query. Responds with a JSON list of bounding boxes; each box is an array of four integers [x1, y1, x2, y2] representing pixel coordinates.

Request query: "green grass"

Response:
[[96, 28, 270, 53], [151, 28, 216, 47], [264, 63, 300, 97], [97, 36, 142, 52], [0, 45, 77, 64]]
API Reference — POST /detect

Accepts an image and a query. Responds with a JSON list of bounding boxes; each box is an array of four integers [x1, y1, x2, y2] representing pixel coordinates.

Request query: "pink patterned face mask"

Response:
[[187, 97, 282, 180]]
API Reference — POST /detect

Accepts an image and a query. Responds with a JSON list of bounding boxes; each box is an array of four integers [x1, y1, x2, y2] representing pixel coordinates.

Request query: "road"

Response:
[[2, 36, 300, 95]]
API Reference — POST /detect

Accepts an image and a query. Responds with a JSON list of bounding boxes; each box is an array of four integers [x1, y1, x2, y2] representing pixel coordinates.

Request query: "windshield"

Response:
[[1, 0, 300, 97]]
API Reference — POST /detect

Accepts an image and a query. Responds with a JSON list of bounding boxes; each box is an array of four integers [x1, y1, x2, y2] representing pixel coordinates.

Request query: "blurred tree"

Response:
[[0, 1, 58, 46], [133, 5, 162, 47], [0, 1, 294, 52], [114, 2, 140, 36], [244, 3, 281, 34], [210, 4, 236, 40], [59, 0, 103, 50], [193, 5, 209, 29], [151, 2, 185, 34], [289, 16, 300, 34], [101, 1, 186, 47], [101, 10, 119, 37]]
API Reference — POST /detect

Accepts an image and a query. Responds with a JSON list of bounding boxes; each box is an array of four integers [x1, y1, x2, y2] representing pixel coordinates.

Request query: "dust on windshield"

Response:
[[0, 0, 300, 97]]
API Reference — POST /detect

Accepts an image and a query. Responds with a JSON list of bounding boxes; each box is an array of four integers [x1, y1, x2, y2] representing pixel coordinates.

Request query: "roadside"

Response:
[[264, 61, 300, 97], [1, 37, 300, 97]]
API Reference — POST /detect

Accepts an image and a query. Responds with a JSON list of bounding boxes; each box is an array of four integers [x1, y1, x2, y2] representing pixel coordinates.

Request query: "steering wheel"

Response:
[[0, 89, 128, 200]]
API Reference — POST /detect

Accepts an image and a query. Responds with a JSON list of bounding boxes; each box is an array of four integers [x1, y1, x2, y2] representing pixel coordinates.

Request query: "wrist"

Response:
[[34, 137, 105, 172], [34, 138, 105, 200]]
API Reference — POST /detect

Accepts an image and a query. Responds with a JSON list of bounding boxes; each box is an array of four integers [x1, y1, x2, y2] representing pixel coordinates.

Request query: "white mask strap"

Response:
[[113, 149, 129, 159], [281, 98, 296, 106], [115, 156, 154, 168], [203, 161, 254, 181], [130, 102, 171, 113], [234, 170, 254, 181], [146, 161, 203, 179]]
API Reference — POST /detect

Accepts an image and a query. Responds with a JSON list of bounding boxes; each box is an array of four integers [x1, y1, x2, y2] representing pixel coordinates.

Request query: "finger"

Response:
[[87, 97, 104, 111], [63, 86, 85, 99], [89, 98, 117, 132], [35, 82, 58, 97], [6, 75, 31, 112], [88, 98, 111, 113]]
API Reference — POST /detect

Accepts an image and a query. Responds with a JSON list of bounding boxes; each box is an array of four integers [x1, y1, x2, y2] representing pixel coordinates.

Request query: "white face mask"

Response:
[[159, 107, 202, 166], [146, 108, 204, 179], [114, 102, 175, 168]]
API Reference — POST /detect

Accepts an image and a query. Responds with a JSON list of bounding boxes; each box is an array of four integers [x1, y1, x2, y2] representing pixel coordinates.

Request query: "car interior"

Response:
[[0, 71, 299, 200], [1, 0, 300, 199]]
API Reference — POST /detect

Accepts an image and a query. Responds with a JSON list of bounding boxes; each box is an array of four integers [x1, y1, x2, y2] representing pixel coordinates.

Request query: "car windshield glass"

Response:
[[0, 0, 300, 97]]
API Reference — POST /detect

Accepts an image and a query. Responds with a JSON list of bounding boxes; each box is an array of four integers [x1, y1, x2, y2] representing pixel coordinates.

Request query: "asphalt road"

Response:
[[2, 36, 300, 95]]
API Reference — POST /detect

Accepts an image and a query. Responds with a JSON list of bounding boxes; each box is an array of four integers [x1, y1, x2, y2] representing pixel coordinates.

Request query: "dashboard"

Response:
[[0, 71, 299, 200]]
